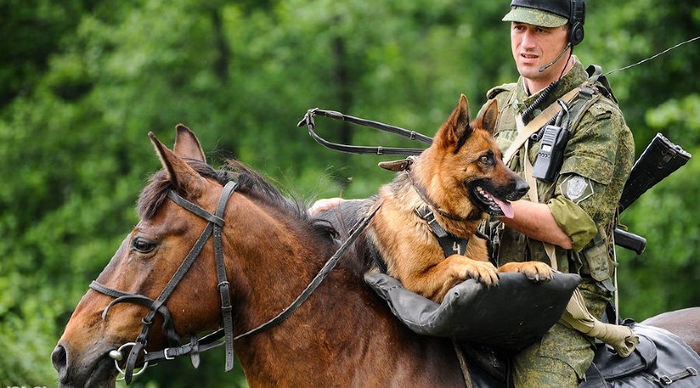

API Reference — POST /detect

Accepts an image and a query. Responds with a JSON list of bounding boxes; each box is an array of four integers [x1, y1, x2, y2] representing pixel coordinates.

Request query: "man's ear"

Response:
[[150, 132, 206, 197], [433, 94, 472, 151], [173, 124, 206, 162], [471, 99, 499, 135]]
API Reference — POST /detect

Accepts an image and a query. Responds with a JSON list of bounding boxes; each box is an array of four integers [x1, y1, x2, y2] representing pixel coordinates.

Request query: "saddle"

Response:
[[367, 274, 700, 387]]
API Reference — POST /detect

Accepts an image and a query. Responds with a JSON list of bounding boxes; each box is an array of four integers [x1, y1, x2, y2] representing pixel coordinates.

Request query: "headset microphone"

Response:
[[539, 42, 572, 72]]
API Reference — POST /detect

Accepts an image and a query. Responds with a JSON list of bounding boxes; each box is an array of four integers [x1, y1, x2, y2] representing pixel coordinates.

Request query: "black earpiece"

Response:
[[569, 0, 585, 46]]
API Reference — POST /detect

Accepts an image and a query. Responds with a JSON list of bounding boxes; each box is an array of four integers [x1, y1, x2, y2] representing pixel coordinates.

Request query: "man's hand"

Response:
[[308, 197, 344, 216]]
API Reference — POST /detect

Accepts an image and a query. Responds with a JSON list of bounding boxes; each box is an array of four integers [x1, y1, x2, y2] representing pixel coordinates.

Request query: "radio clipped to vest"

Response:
[[532, 100, 571, 182]]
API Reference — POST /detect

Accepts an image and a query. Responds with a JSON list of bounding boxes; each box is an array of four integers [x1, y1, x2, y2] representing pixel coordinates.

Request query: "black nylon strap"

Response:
[[415, 206, 471, 258]]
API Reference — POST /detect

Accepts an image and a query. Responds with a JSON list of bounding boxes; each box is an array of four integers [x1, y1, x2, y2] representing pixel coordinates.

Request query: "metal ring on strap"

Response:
[[110, 342, 149, 380]]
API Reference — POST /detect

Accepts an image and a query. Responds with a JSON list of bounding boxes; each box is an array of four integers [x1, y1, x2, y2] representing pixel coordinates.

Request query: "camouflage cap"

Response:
[[502, 6, 569, 28]]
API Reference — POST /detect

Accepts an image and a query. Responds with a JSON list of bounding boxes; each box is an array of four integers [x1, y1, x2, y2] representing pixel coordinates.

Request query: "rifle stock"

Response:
[[614, 133, 691, 253]]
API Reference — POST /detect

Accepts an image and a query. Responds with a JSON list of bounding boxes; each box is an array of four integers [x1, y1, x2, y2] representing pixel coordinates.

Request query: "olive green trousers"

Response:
[[512, 280, 611, 387]]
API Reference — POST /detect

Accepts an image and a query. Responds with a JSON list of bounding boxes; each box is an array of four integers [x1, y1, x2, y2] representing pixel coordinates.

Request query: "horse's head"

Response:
[[52, 125, 247, 386]]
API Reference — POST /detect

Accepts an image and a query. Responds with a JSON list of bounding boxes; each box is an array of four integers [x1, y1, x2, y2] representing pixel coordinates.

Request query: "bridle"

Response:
[[89, 179, 382, 384], [90, 181, 238, 383]]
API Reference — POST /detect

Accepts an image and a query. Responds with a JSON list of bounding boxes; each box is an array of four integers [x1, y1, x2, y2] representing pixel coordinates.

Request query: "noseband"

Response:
[[90, 181, 238, 383]]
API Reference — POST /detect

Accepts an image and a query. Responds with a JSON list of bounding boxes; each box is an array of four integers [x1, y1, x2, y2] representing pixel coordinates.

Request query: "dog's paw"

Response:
[[453, 258, 499, 286], [498, 261, 553, 282]]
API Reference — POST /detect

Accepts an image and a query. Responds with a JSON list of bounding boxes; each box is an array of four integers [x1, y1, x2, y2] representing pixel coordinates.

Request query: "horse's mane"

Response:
[[137, 158, 340, 248]]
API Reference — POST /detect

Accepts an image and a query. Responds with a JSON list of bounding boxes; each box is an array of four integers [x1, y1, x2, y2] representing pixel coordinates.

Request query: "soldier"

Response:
[[311, 0, 634, 385], [484, 0, 634, 386]]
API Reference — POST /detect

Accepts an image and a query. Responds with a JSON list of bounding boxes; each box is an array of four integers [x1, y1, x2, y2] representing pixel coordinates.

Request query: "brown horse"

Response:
[[53, 126, 699, 387]]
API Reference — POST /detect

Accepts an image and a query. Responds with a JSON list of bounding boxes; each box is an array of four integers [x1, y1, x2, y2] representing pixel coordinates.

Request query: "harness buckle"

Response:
[[163, 347, 176, 360], [217, 281, 230, 290]]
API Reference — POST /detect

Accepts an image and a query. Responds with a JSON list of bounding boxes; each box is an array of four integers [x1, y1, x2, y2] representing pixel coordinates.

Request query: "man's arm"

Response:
[[500, 200, 573, 249]]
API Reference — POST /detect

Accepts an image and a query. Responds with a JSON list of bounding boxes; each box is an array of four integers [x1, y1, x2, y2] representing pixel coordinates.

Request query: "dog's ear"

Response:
[[435, 94, 472, 151], [471, 99, 499, 135]]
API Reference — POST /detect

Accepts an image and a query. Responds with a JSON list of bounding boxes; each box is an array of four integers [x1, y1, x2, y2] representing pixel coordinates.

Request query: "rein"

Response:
[[297, 108, 431, 155], [90, 180, 382, 383]]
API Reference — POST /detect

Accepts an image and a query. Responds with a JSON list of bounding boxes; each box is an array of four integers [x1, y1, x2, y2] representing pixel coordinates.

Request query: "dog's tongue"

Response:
[[493, 197, 514, 219]]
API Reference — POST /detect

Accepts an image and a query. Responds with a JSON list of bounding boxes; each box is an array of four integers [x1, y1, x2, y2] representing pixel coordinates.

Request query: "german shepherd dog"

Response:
[[367, 94, 553, 302]]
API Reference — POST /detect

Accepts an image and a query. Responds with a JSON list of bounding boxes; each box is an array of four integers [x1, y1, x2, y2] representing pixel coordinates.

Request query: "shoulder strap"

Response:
[[503, 86, 581, 165]]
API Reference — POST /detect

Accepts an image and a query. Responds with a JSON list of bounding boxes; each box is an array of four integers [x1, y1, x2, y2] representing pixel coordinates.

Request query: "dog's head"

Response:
[[415, 94, 529, 219]]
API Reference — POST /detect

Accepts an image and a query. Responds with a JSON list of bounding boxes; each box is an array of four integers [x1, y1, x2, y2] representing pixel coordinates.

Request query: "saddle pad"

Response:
[[364, 272, 581, 351], [582, 322, 700, 387]]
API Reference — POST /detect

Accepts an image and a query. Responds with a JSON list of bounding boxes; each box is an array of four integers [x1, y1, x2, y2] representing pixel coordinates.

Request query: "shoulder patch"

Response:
[[559, 174, 594, 204], [588, 102, 614, 120], [487, 83, 517, 100]]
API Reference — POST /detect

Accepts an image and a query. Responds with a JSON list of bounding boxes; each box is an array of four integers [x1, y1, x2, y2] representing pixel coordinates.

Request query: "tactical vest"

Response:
[[486, 64, 622, 290]]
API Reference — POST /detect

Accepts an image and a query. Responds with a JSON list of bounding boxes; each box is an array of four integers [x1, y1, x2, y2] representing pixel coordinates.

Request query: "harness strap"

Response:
[[167, 191, 225, 227], [93, 181, 238, 384], [212, 181, 238, 371], [414, 206, 471, 257]]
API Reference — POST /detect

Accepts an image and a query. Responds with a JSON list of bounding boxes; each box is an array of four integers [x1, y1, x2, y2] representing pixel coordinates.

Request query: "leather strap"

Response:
[[518, 118, 558, 270], [298, 108, 429, 156], [232, 200, 383, 341], [212, 181, 238, 371], [503, 86, 582, 165], [92, 181, 238, 384]]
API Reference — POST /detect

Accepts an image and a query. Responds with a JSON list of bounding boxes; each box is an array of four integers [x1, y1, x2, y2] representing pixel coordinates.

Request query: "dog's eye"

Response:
[[479, 155, 493, 166], [131, 237, 157, 254]]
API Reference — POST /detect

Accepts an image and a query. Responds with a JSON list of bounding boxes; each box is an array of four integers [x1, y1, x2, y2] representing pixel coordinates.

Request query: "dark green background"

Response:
[[1, 0, 698, 386]]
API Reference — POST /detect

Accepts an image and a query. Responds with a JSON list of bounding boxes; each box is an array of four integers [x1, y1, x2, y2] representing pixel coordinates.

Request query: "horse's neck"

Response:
[[228, 216, 464, 386]]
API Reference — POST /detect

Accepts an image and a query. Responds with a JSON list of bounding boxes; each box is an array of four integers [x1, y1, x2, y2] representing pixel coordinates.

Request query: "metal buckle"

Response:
[[660, 375, 673, 385], [109, 342, 149, 381], [164, 347, 175, 360]]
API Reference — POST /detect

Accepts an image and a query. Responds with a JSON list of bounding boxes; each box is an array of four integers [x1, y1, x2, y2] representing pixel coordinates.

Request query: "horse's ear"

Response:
[[149, 132, 206, 197], [174, 124, 206, 163], [434, 94, 472, 151], [471, 99, 499, 135]]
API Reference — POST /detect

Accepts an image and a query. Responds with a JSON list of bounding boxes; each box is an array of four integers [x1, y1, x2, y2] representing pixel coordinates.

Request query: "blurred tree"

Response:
[[0, 0, 697, 385]]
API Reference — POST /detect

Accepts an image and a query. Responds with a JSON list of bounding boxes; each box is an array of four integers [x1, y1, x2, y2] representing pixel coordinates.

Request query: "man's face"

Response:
[[510, 22, 570, 83]]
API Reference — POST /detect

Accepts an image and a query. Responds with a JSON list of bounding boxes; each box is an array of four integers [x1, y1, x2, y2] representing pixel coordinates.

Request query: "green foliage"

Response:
[[0, 0, 697, 385]]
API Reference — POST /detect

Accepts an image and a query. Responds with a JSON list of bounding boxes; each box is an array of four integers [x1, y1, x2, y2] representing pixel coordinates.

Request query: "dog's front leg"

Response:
[[408, 255, 499, 303]]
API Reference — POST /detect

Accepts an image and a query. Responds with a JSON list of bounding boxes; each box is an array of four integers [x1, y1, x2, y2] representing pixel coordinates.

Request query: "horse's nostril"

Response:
[[52, 344, 68, 380]]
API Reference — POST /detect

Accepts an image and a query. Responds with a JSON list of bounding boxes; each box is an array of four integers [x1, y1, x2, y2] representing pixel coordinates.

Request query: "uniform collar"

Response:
[[512, 56, 588, 114]]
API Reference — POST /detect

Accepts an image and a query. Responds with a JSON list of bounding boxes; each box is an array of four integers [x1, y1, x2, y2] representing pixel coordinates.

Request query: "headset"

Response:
[[569, 0, 585, 46]]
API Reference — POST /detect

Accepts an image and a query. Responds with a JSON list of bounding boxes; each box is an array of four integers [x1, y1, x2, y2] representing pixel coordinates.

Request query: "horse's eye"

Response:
[[132, 238, 156, 253]]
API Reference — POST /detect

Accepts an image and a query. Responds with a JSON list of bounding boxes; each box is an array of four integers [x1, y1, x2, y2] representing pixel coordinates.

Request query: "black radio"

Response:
[[532, 100, 571, 182]]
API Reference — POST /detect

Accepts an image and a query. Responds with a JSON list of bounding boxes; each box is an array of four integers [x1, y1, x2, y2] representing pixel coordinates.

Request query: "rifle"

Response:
[[613, 133, 691, 254]]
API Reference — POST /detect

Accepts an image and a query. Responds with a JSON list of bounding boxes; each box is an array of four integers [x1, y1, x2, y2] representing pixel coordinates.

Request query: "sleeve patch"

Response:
[[559, 174, 594, 204]]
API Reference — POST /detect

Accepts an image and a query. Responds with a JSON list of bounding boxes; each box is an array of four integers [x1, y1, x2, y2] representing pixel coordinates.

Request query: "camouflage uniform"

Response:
[[481, 57, 635, 386]]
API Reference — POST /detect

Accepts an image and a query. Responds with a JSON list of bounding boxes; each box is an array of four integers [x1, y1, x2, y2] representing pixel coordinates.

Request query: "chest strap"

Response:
[[503, 86, 582, 165], [414, 206, 471, 257]]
